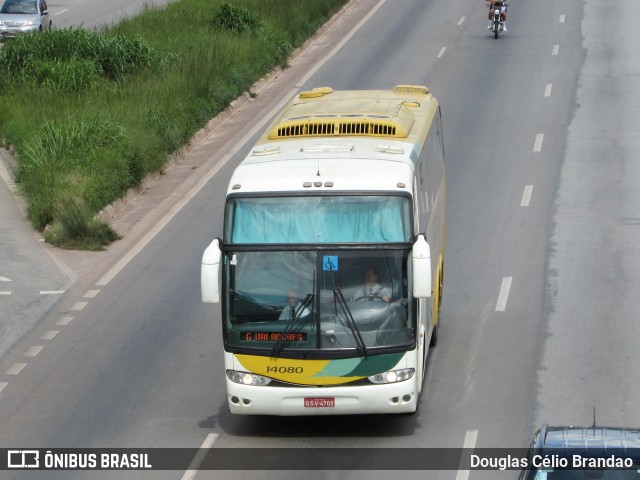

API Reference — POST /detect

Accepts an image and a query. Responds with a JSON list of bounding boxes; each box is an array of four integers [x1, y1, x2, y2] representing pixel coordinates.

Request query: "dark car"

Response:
[[519, 424, 640, 480], [0, 0, 52, 41]]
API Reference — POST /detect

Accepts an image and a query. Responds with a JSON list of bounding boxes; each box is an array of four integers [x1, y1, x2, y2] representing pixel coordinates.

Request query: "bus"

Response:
[[201, 85, 446, 415]]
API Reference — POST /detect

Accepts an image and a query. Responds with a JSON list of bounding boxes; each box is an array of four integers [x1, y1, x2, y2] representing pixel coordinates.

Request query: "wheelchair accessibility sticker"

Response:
[[323, 256, 338, 271]]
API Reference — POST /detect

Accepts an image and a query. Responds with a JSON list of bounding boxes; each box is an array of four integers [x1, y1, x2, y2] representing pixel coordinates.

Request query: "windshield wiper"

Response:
[[332, 287, 367, 356], [270, 293, 314, 357]]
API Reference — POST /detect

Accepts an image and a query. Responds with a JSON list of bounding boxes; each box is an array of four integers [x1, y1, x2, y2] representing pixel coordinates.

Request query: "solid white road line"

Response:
[[496, 277, 512, 311], [521, 185, 533, 207], [456, 429, 479, 480], [180, 433, 219, 480]]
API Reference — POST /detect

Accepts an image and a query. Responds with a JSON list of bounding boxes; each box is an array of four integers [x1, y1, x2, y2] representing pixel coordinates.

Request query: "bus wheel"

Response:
[[438, 264, 444, 305], [430, 272, 441, 348], [429, 323, 438, 347], [421, 339, 428, 385]]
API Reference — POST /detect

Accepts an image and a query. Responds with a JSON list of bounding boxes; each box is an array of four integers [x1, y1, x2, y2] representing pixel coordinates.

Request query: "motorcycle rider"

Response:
[[486, 0, 508, 32]]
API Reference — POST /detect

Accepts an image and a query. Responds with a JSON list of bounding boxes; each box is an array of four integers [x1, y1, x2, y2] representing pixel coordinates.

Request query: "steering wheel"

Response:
[[352, 294, 387, 302]]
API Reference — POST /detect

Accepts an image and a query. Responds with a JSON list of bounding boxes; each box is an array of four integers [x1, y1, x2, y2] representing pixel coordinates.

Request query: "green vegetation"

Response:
[[0, 0, 348, 249]]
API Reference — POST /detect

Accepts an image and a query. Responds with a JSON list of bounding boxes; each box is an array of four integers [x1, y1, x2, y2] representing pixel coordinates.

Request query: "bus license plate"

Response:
[[304, 397, 335, 408]]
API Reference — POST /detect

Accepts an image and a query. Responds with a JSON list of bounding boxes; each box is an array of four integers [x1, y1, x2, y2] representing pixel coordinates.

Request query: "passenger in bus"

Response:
[[352, 268, 391, 302], [278, 289, 311, 320]]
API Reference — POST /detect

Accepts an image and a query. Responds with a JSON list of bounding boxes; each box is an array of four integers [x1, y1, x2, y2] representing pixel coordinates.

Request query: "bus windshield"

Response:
[[223, 249, 414, 356], [225, 195, 412, 244]]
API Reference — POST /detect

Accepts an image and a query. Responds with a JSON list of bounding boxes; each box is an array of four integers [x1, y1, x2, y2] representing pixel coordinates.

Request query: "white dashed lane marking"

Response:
[[496, 277, 513, 312], [41, 330, 60, 340], [23, 346, 43, 358], [456, 430, 478, 480], [6, 363, 27, 375], [181, 433, 219, 480], [521, 185, 533, 207], [534, 134, 544, 152], [56, 316, 73, 326]]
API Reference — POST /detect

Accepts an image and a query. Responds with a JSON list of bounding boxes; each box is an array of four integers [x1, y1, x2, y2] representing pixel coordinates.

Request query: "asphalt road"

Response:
[[1, 0, 639, 479]]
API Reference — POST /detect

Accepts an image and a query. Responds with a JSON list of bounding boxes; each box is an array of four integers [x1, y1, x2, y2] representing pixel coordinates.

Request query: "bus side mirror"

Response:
[[412, 234, 432, 298], [201, 238, 222, 303]]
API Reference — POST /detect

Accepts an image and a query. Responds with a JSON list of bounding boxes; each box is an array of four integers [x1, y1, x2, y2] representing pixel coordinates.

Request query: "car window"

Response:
[[0, 0, 37, 14]]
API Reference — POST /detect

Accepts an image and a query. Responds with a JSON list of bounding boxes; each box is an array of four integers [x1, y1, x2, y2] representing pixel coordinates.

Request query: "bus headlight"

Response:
[[368, 368, 415, 384], [226, 369, 272, 386]]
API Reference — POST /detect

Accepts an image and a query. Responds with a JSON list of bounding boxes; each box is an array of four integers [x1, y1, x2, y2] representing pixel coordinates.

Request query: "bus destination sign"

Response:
[[240, 332, 307, 342]]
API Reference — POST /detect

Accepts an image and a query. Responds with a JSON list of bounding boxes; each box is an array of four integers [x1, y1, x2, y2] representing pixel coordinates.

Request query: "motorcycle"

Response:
[[488, 2, 508, 39]]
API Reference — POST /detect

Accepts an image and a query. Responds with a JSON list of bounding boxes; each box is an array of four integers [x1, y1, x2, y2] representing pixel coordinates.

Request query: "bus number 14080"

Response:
[[266, 366, 304, 374]]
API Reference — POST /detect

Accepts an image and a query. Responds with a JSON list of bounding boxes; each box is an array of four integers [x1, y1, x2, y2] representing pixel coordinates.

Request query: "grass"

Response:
[[0, 0, 349, 249]]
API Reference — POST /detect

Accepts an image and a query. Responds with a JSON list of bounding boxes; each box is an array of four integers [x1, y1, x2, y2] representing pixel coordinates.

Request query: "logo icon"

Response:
[[8, 450, 39, 468], [323, 256, 339, 271]]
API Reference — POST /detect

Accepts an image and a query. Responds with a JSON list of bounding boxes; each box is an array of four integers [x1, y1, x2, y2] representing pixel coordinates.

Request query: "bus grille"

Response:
[[275, 121, 397, 138]]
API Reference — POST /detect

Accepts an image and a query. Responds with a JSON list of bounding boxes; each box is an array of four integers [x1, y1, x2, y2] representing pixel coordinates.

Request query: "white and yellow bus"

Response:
[[201, 85, 445, 415]]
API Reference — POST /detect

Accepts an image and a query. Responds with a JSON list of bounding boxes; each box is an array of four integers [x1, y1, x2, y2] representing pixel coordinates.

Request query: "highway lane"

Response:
[[1, 0, 639, 479], [199, 0, 579, 476], [535, 0, 640, 428], [0, 150, 73, 358]]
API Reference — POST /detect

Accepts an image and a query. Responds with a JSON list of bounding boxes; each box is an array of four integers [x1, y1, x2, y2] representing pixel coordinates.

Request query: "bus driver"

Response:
[[352, 268, 391, 303]]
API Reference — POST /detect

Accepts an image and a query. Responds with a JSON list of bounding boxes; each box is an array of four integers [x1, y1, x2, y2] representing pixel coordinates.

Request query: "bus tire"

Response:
[[429, 323, 438, 347], [438, 262, 444, 306]]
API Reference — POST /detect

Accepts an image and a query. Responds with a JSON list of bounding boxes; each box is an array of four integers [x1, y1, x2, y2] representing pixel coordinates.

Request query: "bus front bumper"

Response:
[[226, 380, 418, 416]]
